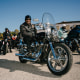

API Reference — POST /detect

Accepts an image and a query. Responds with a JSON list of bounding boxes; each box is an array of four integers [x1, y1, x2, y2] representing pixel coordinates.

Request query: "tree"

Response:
[[0, 33, 3, 40], [14, 29, 19, 35], [11, 31, 15, 36]]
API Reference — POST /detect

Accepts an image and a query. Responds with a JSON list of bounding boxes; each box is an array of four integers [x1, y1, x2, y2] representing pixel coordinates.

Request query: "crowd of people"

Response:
[[0, 28, 19, 54]]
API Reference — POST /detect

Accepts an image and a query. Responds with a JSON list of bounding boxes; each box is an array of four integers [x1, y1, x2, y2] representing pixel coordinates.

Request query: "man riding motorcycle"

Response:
[[20, 15, 36, 53], [3, 28, 12, 52], [15, 13, 73, 75]]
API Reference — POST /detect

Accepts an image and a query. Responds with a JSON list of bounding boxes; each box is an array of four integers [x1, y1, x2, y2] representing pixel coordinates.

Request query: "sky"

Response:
[[0, 0, 80, 33]]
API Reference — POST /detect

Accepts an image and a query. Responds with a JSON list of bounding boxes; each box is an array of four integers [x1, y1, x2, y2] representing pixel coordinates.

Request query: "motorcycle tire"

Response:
[[3, 44, 8, 55], [19, 56, 27, 63], [47, 43, 73, 75]]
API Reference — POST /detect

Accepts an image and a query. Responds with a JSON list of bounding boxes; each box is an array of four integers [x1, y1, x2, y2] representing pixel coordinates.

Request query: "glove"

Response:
[[32, 32, 35, 37]]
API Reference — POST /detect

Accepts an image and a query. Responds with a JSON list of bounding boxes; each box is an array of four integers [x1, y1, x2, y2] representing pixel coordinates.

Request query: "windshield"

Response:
[[42, 12, 57, 30]]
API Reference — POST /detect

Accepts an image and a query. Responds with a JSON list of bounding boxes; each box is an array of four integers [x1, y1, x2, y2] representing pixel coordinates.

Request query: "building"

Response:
[[56, 21, 80, 30]]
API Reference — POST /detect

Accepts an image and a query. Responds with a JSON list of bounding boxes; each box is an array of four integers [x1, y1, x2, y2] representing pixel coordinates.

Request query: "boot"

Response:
[[10, 49, 12, 53]]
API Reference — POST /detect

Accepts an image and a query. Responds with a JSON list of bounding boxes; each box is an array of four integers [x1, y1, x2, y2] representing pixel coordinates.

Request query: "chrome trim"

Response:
[[23, 58, 37, 61], [49, 42, 56, 58]]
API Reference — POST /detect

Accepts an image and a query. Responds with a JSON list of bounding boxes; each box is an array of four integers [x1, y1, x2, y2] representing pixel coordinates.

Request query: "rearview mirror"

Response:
[[33, 19, 39, 22]]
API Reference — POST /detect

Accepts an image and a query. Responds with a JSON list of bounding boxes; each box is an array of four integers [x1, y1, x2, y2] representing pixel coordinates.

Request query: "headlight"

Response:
[[52, 30, 58, 36], [45, 27, 51, 36]]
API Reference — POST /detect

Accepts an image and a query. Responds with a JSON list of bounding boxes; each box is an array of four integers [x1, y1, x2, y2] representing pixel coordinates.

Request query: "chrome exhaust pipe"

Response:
[[15, 53, 25, 56], [15, 53, 38, 61], [23, 57, 37, 61]]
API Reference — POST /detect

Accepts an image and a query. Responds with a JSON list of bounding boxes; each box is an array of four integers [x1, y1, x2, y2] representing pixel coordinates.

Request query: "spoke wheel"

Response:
[[47, 43, 73, 75]]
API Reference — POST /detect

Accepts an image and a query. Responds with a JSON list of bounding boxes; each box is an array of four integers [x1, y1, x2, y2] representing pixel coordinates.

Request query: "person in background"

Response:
[[12, 34, 17, 48], [3, 28, 12, 52], [58, 24, 68, 41], [70, 26, 74, 31]]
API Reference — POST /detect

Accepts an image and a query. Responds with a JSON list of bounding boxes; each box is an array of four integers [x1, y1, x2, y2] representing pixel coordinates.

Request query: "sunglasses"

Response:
[[26, 18, 31, 20]]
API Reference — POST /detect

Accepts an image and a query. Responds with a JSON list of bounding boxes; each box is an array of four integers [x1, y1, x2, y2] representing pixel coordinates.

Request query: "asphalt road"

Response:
[[0, 49, 80, 80]]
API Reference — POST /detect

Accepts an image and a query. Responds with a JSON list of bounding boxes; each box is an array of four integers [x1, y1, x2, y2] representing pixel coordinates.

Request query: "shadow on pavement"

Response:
[[75, 62, 80, 64], [72, 54, 80, 55], [0, 59, 62, 78]]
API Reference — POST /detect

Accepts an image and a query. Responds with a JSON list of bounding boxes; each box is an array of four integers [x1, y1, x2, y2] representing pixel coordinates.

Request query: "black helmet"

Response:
[[25, 15, 31, 21], [5, 28, 8, 30]]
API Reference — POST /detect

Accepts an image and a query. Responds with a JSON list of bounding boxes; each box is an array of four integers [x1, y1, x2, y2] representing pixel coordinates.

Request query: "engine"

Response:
[[19, 41, 43, 58]]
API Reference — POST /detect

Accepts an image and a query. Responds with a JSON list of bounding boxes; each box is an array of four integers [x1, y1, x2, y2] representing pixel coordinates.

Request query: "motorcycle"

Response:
[[15, 13, 73, 75], [64, 38, 80, 54], [64, 25, 80, 54]]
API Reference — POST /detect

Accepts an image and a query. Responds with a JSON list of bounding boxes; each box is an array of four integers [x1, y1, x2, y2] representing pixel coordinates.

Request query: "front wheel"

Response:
[[47, 43, 73, 75]]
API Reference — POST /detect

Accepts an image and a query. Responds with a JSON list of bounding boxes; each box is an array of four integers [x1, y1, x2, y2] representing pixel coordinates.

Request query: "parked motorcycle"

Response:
[[64, 38, 80, 54], [64, 25, 80, 54], [15, 13, 73, 75]]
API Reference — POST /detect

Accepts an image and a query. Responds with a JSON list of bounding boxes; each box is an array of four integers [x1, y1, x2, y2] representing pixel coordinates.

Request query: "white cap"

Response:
[[62, 24, 66, 26]]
